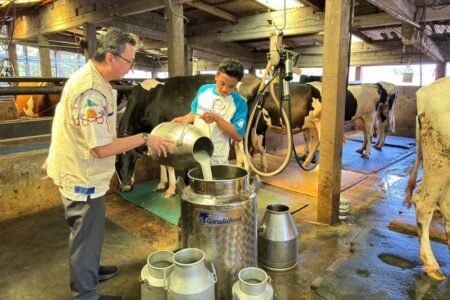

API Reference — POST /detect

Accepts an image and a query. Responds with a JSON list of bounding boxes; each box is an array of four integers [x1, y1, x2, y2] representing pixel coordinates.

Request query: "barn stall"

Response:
[[1, 0, 450, 299]]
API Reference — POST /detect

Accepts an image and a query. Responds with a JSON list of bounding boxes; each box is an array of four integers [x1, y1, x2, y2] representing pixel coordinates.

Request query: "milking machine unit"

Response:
[[244, 30, 303, 177]]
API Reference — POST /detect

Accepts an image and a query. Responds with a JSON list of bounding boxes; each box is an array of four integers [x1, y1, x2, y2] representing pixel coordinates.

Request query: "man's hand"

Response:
[[146, 135, 173, 158], [171, 116, 186, 124], [200, 112, 219, 124], [41, 159, 50, 181]]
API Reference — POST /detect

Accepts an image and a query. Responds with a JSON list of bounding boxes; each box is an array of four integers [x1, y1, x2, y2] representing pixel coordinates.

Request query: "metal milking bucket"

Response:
[[258, 204, 307, 272], [149, 122, 214, 169]]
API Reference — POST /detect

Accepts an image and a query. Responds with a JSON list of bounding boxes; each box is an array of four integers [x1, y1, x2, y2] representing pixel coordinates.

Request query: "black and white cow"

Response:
[[116, 75, 214, 192], [115, 74, 260, 192], [244, 78, 319, 172], [404, 76, 450, 281], [300, 82, 398, 167]]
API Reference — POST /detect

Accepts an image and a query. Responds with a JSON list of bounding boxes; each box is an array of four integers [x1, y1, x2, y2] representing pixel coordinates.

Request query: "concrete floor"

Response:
[[1, 152, 449, 299]]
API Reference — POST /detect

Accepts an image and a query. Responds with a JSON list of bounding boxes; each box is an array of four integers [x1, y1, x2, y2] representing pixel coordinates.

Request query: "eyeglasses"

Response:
[[113, 53, 135, 69]]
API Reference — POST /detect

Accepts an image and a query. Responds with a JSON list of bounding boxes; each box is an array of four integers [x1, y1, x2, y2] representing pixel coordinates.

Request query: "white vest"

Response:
[[47, 61, 117, 201]]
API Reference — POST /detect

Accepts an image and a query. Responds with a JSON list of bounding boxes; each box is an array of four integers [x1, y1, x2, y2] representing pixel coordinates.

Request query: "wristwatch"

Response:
[[142, 132, 148, 145]]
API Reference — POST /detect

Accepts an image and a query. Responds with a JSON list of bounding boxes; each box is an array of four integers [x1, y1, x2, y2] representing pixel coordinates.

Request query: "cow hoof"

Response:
[[374, 145, 382, 151], [425, 269, 446, 281], [163, 190, 176, 198], [355, 149, 363, 154], [297, 152, 308, 161], [361, 154, 370, 159], [119, 185, 133, 192], [154, 183, 167, 191]]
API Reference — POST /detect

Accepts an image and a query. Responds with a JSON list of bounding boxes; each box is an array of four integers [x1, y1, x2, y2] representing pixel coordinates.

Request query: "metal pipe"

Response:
[[0, 77, 150, 83], [0, 85, 135, 95]]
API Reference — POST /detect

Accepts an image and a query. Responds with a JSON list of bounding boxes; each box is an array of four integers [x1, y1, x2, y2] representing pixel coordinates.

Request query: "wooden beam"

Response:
[[317, 0, 351, 225], [101, 17, 167, 42], [402, 22, 445, 62], [185, 1, 238, 23], [188, 6, 325, 44], [301, 0, 324, 12], [13, 0, 165, 39]]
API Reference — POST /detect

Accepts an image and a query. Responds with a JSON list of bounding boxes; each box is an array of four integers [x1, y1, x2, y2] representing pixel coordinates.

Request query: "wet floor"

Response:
[[1, 152, 449, 299]]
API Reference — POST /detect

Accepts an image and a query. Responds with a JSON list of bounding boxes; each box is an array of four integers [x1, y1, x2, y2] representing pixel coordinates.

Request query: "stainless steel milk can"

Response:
[[258, 204, 299, 271], [177, 166, 259, 300], [232, 267, 274, 300], [149, 122, 214, 169], [140, 250, 174, 300], [167, 248, 217, 300]]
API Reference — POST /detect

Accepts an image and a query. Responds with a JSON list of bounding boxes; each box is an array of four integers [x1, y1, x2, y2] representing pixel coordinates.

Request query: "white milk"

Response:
[[194, 150, 213, 180]]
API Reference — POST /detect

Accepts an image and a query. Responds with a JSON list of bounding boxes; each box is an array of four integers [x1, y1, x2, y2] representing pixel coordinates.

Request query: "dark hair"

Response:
[[217, 58, 244, 81], [93, 28, 137, 62]]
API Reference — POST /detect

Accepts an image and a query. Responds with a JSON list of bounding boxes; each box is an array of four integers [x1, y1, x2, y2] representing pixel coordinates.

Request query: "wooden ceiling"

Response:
[[0, 0, 449, 67]]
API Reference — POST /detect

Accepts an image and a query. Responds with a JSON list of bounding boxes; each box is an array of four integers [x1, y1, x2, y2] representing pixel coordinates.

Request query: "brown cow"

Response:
[[15, 82, 60, 117]]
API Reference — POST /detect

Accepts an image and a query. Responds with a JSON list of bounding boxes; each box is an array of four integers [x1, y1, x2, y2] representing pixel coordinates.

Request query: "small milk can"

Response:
[[258, 204, 299, 271], [232, 267, 274, 300], [140, 250, 174, 300], [149, 122, 214, 170], [166, 248, 217, 300]]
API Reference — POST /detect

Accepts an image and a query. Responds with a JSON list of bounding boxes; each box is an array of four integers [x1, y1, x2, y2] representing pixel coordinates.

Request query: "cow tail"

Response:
[[389, 89, 399, 133], [404, 115, 422, 208]]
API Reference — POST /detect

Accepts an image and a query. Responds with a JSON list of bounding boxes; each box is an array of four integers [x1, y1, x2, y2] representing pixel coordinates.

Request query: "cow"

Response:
[[245, 79, 318, 173], [115, 74, 260, 193], [299, 82, 398, 167], [15, 82, 61, 117], [404, 76, 450, 281], [373, 82, 398, 150]]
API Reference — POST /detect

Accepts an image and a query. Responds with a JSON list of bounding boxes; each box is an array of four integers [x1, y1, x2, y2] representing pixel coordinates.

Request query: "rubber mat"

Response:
[[341, 140, 415, 174], [118, 180, 302, 225], [345, 131, 416, 149], [311, 228, 450, 299], [261, 154, 368, 197]]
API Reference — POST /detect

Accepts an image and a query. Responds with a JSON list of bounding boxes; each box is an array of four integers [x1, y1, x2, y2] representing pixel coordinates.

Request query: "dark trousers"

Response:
[[61, 195, 105, 300]]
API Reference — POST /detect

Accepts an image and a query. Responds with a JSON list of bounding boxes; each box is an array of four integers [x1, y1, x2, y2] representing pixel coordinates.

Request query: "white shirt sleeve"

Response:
[[72, 89, 115, 149]]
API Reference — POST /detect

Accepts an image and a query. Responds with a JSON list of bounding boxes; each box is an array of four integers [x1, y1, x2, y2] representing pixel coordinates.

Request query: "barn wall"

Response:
[[392, 86, 419, 138], [0, 148, 161, 222], [0, 150, 60, 222], [0, 100, 18, 121]]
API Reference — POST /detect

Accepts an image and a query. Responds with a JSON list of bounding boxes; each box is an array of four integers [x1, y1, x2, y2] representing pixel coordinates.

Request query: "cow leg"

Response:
[[374, 121, 388, 150], [439, 186, 450, 253], [257, 134, 268, 172], [360, 116, 373, 158], [163, 167, 176, 198], [302, 127, 320, 167], [235, 141, 249, 171], [298, 130, 310, 160], [414, 187, 445, 280], [154, 165, 168, 191]]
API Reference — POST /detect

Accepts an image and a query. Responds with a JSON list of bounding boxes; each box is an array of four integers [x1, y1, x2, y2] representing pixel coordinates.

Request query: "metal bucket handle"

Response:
[[209, 261, 218, 283], [163, 268, 170, 290], [176, 119, 190, 146], [258, 224, 266, 234]]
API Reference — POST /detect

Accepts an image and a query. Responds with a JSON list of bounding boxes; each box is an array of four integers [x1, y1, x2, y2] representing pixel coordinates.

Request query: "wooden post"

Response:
[[165, 2, 185, 76], [317, 0, 352, 225], [435, 62, 446, 80], [38, 35, 52, 77], [185, 44, 193, 76], [354, 65, 361, 82], [83, 23, 96, 61]]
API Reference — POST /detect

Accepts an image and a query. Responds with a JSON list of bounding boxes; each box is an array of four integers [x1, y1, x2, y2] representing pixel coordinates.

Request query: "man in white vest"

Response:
[[43, 28, 172, 300]]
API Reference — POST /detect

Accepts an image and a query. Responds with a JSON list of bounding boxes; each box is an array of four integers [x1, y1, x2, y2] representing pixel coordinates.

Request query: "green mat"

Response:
[[119, 180, 301, 225]]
